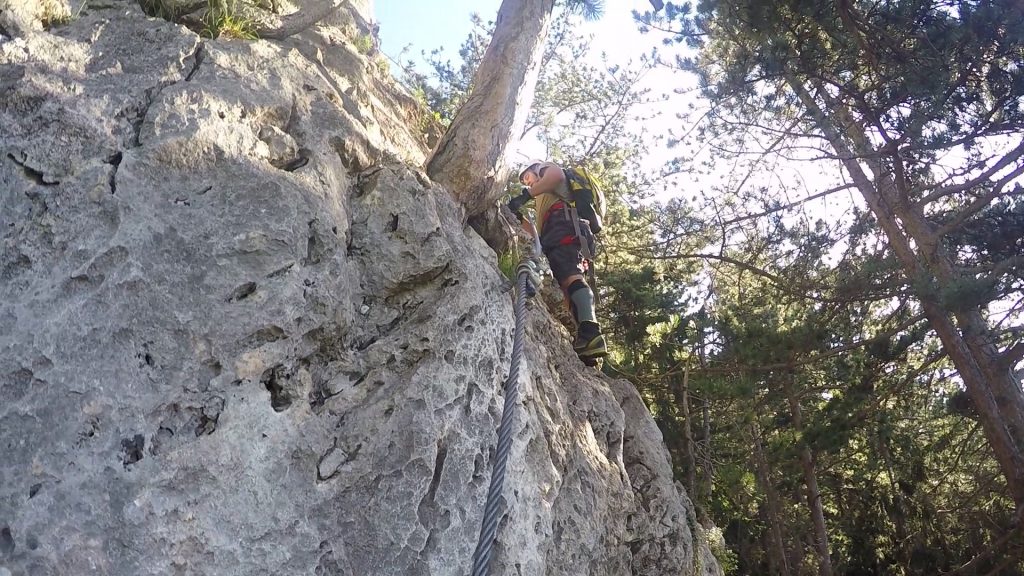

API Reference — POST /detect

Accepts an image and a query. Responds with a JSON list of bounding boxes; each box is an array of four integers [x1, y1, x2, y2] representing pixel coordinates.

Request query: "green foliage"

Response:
[[497, 249, 518, 281], [139, 0, 261, 39], [629, 0, 1024, 571], [408, 85, 444, 138], [202, 0, 257, 39], [706, 525, 738, 575], [562, 0, 604, 21], [353, 33, 374, 55], [372, 55, 389, 76]]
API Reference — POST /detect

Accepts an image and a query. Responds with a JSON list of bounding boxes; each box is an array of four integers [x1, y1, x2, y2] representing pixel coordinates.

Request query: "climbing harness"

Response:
[[469, 245, 543, 575]]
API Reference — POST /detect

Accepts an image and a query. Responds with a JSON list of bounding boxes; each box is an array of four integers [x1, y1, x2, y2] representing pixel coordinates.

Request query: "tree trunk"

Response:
[[783, 373, 834, 576], [425, 0, 555, 219], [701, 396, 712, 502], [875, 424, 911, 567], [750, 422, 792, 576], [467, 206, 516, 254], [787, 75, 1024, 508], [697, 313, 714, 503], [678, 366, 698, 498]]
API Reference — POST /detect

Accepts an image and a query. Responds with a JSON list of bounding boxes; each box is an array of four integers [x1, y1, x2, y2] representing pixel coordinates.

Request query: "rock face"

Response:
[[0, 5, 722, 576], [0, 0, 69, 35]]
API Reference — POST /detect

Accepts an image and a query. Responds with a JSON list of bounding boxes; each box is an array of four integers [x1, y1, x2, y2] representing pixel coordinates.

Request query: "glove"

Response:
[[507, 187, 531, 213]]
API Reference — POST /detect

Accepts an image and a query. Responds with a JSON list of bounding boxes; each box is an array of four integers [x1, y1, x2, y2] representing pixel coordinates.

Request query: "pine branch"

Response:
[[917, 140, 1024, 205], [934, 164, 1024, 238], [668, 314, 928, 377], [715, 183, 858, 228], [939, 521, 1022, 576]]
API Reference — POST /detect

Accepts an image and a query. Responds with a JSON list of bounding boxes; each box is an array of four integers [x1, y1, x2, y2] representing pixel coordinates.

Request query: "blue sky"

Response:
[[373, 0, 684, 165], [375, 1, 502, 72]]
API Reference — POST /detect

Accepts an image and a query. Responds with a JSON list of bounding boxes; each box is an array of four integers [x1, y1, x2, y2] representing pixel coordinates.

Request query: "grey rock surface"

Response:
[[0, 6, 722, 576], [0, 0, 68, 35]]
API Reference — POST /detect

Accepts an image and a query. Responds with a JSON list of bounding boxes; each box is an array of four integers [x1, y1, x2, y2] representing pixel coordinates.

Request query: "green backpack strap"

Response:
[[561, 200, 595, 261], [564, 167, 604, 235], [562, 167, 601, 302]]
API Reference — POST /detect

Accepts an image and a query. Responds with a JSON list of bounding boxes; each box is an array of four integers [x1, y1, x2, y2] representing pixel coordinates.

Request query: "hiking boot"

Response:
[[574, 321, 608, 360]]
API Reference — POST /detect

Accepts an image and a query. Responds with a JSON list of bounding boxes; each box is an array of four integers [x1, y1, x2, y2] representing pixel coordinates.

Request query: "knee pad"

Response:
[[566, 279, 588, 296], [568, 281, 596, 324]]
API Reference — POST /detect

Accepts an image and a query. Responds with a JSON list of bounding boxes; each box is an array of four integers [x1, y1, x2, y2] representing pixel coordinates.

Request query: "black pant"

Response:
[[540, 206, 593, 286]]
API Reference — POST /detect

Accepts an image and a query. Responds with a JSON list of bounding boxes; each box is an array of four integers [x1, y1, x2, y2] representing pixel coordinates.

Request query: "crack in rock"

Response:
[[416, 441, 448, 526], [185, 41, 204, 82], [0, 524, 13, 556], [7, 152, 58, 186], [105, 151, 122, 194], [127, 38, 203, 148], [317, 440, 362, 481], [129, 87, 156, 148]]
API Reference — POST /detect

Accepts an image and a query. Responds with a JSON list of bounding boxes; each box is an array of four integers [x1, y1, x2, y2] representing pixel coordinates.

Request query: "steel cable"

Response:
[[470, 264, 531, 576]]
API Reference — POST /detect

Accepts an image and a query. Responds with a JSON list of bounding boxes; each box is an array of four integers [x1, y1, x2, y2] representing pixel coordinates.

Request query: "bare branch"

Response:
[[581, 66, 651, 160], [960, 255, 1024, 279], [917, 139, 1024, 205], [646, 251, 900, 304], [934, 165, 1024, 238], [716, 182, 859, 227]]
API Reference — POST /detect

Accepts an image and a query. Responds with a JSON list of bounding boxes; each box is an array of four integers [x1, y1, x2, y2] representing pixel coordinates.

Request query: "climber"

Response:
[[507, 159, 607, 364]]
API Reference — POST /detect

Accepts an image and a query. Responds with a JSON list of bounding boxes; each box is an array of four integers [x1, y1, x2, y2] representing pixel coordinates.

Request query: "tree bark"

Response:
[[678, 366, 698, 498], [701, 396, 712, 502], [697, 313, 715, 503], [786, 74, 1024, 508], [783, 373, 834, 576], [750, 422, 792, 576], [875, 424, 911, 567], [425, 0, 556, 220]]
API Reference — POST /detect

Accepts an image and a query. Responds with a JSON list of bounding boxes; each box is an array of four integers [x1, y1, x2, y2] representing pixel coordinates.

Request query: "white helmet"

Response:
[[518, 159, 544, 183]]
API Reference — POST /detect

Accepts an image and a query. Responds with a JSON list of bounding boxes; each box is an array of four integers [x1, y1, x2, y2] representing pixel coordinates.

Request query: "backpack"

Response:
[[563, 167, 606, 235]]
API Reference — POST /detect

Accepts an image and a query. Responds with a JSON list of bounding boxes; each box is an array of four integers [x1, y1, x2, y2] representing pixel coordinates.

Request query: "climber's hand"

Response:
[[507, 187, 531, 213]]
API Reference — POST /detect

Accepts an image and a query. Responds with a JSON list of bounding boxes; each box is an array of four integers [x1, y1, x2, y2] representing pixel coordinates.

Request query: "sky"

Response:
[[374, 0, 701, 183], [372, 2, 1022, 367], [375, 1, 667, 80], [375, 0, 501, 71], [371, 1, 858, 216]]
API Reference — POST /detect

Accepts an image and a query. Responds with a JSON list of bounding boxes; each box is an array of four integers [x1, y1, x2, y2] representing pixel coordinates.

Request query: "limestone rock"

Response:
[[0, 5, 722, 576], [0, 0, 69, 35]]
